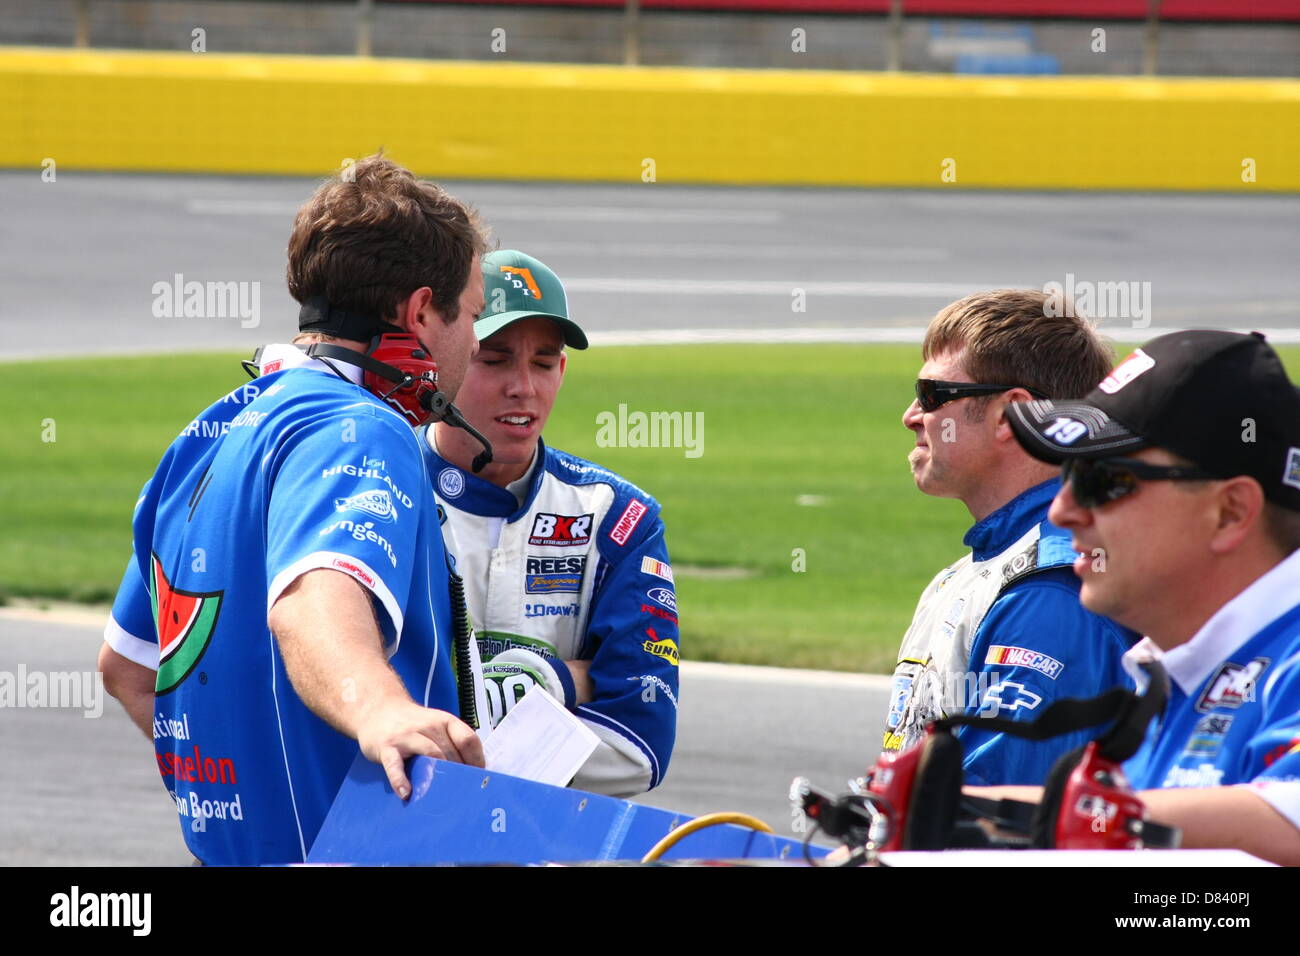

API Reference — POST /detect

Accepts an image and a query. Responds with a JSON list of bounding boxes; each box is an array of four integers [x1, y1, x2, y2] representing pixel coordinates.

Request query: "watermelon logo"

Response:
[[149, 554, 223, 695]]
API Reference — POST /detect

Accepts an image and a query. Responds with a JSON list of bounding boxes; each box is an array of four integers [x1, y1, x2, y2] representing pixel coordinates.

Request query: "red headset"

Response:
[[304, 335, 493, 473]]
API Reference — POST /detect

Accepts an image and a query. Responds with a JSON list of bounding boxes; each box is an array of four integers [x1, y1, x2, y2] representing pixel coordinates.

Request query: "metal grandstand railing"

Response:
[[5, 0, 1298, 75]]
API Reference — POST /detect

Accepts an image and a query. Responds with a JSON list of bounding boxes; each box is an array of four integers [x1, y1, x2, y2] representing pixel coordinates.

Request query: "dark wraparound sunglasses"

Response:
[[914, 378, 1047, 413], [1063, 457, 1216, 509]]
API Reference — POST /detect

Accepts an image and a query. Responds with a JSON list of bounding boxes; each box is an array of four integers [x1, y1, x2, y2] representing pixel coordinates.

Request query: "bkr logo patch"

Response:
[[528, 513, 593, 547]]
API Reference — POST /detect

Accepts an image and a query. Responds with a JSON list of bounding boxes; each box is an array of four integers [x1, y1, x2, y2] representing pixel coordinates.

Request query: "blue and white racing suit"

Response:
[[885, 479, 1137, 786], [422, 432, 679, 797]]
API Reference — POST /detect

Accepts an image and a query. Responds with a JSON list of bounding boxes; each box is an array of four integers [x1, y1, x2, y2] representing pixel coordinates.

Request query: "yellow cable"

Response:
[[640, 812, 774, 863]]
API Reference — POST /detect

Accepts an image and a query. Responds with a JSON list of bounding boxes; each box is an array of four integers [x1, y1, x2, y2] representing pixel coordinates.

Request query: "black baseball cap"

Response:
[[1008, 330, 1300, 511]]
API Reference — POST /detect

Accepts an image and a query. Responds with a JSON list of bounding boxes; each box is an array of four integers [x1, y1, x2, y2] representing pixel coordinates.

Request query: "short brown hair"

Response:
[[923, 290, 1114, 401], [286, 153, 489, 326], [1264, 502, 1300, 557]]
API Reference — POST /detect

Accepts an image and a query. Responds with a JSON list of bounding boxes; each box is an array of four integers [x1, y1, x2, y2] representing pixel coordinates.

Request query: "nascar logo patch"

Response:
[[985, 645, 1063, 680], [641, 556, 673, 583]]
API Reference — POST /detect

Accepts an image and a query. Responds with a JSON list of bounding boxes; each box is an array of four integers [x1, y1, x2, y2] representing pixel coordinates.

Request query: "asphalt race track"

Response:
[[2, 173, 1298, 358]]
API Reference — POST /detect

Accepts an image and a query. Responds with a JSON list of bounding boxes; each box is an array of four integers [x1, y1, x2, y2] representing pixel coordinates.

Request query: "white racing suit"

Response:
[[422, 432, 679, 797]]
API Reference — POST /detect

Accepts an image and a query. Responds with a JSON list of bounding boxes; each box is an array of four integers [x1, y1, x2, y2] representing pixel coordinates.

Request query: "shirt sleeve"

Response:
[[105, 553, 160, 670], [955, 568, 1136, 787], [1239, 650, 1300, 829], [572, 512, 679, 797], [105, 479, 161, 670], [264, 406, 427, 647]]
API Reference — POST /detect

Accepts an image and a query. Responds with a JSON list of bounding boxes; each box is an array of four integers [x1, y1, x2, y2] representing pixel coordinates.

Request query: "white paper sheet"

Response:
[[480, 686, 600, 787]]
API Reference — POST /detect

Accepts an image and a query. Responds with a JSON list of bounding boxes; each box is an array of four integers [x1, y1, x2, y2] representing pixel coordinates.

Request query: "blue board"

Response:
[[309, 754, 823, 864]]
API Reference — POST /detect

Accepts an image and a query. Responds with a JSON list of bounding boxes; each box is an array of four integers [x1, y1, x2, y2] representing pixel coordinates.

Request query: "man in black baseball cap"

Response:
[[987, 330, 1300, 864]]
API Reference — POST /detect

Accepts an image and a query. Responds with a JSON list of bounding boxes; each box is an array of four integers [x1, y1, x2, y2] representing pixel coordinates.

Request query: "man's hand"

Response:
[[355, 697, 484, 799], [270, 568, 483, 800], [565, 659, 594, 706]]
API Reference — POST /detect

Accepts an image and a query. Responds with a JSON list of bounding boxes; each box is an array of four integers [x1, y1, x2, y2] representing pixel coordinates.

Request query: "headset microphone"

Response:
[[304, 336, 494, 473]]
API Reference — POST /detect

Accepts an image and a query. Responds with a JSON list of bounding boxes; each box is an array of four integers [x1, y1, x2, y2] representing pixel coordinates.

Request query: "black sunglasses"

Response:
[[1063, 457, 1216, 509], [914, 378, 1047, 413]]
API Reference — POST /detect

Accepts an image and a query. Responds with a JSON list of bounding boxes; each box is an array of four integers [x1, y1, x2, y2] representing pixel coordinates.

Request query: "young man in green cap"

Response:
[[420, 250, 679, 797]]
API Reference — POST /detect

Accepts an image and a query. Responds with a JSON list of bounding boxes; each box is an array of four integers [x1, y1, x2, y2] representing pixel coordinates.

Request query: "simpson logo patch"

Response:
[[331, 557, 376, 589], [641, 556, 673, 583], [528, 513, 593, 547], [609, 499, 648, 546], [1097, 348, 1155, 395], [985, 645, 1064, 680]]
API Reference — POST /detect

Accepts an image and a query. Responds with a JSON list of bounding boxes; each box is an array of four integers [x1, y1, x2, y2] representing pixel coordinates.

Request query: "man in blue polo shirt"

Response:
[[97, 156, 490, 864], [999, 329, 1300, 864]]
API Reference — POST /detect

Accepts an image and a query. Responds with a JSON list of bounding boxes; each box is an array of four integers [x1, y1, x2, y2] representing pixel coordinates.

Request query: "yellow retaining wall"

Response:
[[1, 47, 1297, 190]]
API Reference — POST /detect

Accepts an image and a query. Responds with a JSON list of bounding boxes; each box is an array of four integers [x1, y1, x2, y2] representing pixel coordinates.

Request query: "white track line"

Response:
[[566, 278, 988, 296], [586, 326, 1300, 346], [7, 325, 1300, 363], [186, 199, 784, 224]]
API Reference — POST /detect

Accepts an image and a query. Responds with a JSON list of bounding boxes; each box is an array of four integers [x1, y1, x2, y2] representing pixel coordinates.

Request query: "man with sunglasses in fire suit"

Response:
[[95, 156, 491, 864], [982, 329, 1300, 864], [886, 291, 1135, 786]]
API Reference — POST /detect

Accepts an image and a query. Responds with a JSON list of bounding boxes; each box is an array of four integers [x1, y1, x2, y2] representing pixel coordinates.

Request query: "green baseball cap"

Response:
[[476, 250, 588, 350]]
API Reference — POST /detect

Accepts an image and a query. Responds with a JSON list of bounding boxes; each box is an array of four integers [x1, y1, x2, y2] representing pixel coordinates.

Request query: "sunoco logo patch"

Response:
[[641, 627, 679, 666]]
